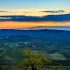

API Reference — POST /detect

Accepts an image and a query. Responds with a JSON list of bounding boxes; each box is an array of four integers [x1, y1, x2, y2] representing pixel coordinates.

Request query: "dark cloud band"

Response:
[[0, 14, 70, 22]]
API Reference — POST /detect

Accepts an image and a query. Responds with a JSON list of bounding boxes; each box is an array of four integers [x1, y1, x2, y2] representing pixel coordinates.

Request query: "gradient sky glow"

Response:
[[0, 0, 70, 29], [0, 0, 70, 10], [0, 21, 70, 29]]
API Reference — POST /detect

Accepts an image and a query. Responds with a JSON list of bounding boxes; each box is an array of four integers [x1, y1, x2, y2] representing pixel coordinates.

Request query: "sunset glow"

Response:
[[0, 21, 70, 29], [0, 0, 70, 29], [0, 9, 70, 16]]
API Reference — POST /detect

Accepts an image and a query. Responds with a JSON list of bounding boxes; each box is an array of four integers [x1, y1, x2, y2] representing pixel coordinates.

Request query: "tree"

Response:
[[22, 44, 50, 70]]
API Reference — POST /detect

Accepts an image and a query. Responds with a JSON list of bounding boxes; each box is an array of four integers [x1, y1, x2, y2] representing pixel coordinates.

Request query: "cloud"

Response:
[[0, 14, 70, 22], [0, 17, 11, 19], [0, 11, 8, 12], [42, 10, 64, 13]]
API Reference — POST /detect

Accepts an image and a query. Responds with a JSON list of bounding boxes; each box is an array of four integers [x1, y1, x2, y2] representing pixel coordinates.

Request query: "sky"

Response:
[[0, 21, 70, 29], [0, 0, 70, 10], [0, 0, 70, 29]]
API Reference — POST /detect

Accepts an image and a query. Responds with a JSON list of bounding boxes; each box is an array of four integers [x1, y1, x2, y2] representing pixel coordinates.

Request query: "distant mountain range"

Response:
[[0, 29, 70, 41]]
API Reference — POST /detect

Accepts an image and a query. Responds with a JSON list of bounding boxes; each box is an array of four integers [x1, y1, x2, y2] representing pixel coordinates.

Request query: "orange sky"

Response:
[[0, 21, 70, 29]]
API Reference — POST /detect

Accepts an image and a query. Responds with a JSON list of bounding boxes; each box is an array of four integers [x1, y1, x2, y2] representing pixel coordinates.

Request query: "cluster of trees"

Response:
[[21, 45, 50, 70]]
